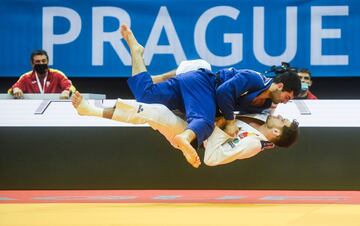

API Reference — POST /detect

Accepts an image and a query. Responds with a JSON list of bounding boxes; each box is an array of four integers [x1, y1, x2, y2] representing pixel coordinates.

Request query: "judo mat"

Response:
[[1, 190, 360, 226]]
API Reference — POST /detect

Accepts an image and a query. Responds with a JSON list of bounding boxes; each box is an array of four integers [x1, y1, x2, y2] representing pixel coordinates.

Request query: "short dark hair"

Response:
[[273, 71, 301, 97], [30, 49, 49, 63], [273, 120, 299, 147], [297, 68, 312, 78]]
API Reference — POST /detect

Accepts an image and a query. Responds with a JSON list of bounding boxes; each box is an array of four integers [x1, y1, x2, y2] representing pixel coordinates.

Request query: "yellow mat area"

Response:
[[1, 203, 360, 226]]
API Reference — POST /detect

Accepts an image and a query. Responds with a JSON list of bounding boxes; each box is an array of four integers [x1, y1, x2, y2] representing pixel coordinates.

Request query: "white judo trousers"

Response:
[[112, 99, 187, 147]]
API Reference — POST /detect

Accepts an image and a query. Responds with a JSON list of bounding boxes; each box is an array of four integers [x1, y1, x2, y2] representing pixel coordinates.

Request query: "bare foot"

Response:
[[71, 91, 93, 116], [173, 134, 201, 168], [120, 24, 144, 56]]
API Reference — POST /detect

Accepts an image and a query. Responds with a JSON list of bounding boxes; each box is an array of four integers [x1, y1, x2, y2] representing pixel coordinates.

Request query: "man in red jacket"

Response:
[[8, 50, 75, 99], [296, 69, 317, 99]]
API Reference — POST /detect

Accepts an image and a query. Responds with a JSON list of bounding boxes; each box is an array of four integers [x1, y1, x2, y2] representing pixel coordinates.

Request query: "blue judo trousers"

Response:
[[127, 69, 217, 146]]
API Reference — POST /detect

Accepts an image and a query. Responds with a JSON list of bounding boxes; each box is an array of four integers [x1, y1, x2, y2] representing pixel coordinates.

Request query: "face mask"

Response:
[[301, 82, 309, 92], [34, 64, 48, 74]]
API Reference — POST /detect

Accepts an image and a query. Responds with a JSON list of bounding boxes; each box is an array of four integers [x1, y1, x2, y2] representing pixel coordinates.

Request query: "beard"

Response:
[[270, 90, 282, 104]]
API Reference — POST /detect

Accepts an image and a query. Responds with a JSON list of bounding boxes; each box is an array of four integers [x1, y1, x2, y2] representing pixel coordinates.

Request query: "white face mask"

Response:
[[301, 82, 309, 92]]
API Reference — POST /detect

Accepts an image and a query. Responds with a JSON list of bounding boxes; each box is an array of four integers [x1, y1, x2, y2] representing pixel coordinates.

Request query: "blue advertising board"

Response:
[[0, 0, 358, 77]]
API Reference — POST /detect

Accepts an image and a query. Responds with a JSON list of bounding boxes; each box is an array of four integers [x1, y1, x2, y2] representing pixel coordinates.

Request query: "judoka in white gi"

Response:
[[72, 92, 298, 167]]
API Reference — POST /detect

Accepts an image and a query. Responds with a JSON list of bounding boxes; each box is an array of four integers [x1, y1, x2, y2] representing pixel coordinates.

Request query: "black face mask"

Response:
[[34, 64, 48, 74]]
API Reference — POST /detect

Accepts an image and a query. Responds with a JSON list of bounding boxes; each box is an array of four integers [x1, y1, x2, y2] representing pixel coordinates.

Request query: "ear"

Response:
[[272, 128, 282, 137], [276, 82, 284, 91], [309, 80, 313, 87]]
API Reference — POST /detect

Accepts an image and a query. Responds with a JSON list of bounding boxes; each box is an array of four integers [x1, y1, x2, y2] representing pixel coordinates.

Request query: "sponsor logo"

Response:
[[137, 104, 144, 113]]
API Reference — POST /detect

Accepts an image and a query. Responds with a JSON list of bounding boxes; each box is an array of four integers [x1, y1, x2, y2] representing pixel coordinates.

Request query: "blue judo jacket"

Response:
[[216, 68, 273, 120]]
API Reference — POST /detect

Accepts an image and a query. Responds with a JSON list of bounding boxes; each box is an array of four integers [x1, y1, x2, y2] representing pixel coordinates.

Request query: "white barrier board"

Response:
[[274, 100, 360, 127], [0, 99, 145, 127], [0, 99, 358, 127]]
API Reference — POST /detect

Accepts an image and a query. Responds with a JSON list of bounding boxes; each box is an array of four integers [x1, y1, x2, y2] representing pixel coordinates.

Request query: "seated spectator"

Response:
[[8, 49, 75, 99], [296, 69, 317, 99]]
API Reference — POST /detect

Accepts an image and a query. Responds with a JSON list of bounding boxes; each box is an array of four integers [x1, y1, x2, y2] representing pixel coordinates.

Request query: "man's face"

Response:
[[298, 72, 312, 86], [270, 88, 294, 104], [32, 54, 48, 66], [265, 115, 291, 131]]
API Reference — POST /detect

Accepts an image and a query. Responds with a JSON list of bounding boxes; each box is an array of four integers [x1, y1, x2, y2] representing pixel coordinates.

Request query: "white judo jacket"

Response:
[[204, 117, 274, 166]]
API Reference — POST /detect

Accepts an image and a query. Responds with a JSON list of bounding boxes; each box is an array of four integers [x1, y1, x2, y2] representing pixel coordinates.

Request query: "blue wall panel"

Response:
[[0, 0, 358, 77]]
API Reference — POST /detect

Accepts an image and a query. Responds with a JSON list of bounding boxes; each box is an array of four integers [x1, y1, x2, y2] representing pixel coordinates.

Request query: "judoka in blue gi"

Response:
[[120, 24, 301, 168]]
